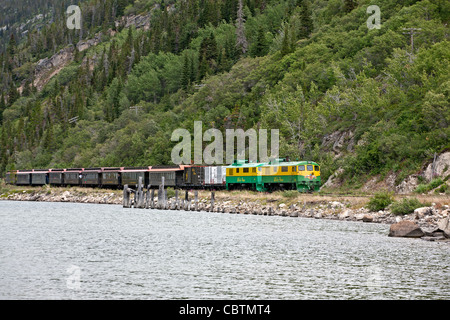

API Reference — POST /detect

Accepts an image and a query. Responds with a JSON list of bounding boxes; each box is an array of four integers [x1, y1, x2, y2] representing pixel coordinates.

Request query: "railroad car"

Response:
[[203, 166, 227, 189], [30, 169, 49, 185], [226, 159, 321, 192], [149, 165, 185, 188], [5, 170, 17, 185], [64, 168, 84, 186], [16, 170, 33, 185], [49, 169, 65, 185], [102, 167, 123, 188], [121, 166, 151, 187], [183, 165, 204, 189], [81, 168, 102, 187], [225, 160, 264, 191]]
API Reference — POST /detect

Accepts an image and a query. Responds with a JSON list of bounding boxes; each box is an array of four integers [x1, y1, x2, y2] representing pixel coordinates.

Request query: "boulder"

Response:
[[437, 217, 450, 238], [388, 221, 424, 238], [414, 207, 433, 217]]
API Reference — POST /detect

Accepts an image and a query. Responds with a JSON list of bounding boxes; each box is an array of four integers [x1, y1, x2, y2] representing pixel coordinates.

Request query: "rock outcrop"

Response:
[[388, 221, 424, 238]]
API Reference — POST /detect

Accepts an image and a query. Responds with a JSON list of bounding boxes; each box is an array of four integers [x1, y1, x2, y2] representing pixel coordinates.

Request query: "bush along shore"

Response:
[[1, 186, 449, 243]]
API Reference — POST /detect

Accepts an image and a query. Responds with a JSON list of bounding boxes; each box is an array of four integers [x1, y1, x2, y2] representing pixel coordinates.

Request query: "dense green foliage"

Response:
[[0, 0, 449, 189], [390, 197, 430, 215], [367, 190, 394, 212]]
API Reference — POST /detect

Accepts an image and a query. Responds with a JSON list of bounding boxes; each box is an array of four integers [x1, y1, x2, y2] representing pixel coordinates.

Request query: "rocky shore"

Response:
[[2, 188, 449, 242]]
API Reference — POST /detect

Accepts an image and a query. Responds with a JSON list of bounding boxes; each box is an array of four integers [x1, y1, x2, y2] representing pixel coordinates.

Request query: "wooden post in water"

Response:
[[145, 185, 150, 209], [211, 191, 215, 212], [158, 176, 165, 209], [123, 184, 131, 208], [184, 190, 189, 211], [136, 177, 144, 208], [175, 189, 179, 210], [150, 189, 155, 209], [194, 190, 198, 211]]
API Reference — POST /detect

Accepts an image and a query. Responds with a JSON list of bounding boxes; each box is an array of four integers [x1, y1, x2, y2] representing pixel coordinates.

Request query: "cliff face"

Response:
[[28, 12, 151, 93]]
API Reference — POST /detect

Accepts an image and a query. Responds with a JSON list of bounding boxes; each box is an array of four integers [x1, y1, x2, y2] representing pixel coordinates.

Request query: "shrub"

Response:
[[414, 178, 444, 193], [367, 191, 394, 212], [390, 198, 424, 215], [282, 190, 299, 198], [434, 183, 448, 194]]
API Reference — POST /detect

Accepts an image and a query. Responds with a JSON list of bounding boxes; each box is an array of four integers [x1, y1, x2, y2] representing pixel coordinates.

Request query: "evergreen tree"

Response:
[[235, 0, 248, 55], [252, 25, 268, 57], [0, 93, 5, 123], [281, 25, 291, 56], [299, 0, 313, 39], [7, 33, 16, 56], [344, 0, 357, 13], [182, 52, 191, 89]]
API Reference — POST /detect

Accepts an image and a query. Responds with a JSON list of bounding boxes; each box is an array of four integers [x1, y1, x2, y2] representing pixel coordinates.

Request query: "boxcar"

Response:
[[121, 167, 151, 187], [203, 166, 227, 189], [49, 169, 65, 185], [31, 169, 49, 185], [64, 168, 84, 186], [102, 167, 122, 188], [5, 171, 17, 185], [82, 168, 102, 187], [149, 166, 184, 188], [16, 170, 32, 185], [183, 166, 204, 189]]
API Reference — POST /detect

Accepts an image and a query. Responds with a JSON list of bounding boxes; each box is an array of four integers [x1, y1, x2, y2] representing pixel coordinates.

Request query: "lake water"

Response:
[[0, 201, 448, 300]]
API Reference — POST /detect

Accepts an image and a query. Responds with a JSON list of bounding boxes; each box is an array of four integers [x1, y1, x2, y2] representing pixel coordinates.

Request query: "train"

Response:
[[4, 158, 321, 192]]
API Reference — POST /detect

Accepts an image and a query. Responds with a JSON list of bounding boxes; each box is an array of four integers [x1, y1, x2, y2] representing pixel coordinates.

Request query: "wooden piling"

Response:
[[123, 184, 131, 208], [211, 191, 215, 212], [145, 186, 150, 209], [194, 190, 198, 211], [150, 189, 155, 209], [136, 177, 144, 208]]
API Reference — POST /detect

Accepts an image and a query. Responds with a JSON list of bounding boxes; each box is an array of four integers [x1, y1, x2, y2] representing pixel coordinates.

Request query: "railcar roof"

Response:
[[227, 160, 319, 168]]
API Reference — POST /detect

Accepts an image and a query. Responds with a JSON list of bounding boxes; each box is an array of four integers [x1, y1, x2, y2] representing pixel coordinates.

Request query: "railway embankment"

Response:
[[1, 185, 449, 242]]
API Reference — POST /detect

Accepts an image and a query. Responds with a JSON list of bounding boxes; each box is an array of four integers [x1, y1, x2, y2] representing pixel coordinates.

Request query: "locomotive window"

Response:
[[273, 167, 278, 173], [281, 166, 288, 172], [292, 166, 297, 172], [298, 165, 305, 171], [236, 168, 240, 174], [243, 168, 249, 173], [227, 168, 233, 176], [307, 165, 313, 171], [258, 167, 262, 172], [263, 167, 270, 175], [314, 166, 319, 171], [252, 168, 256, 173]]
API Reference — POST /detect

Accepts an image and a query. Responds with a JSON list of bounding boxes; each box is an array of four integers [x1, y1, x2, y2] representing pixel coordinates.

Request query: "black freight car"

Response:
[[183, 166, 204, 189], [64, 168, 84, 186], [149, 165, 184, 188], [31, 169, 49, 185], [49, 169, 65, 186], [82, 168, 102, 187], [16, 170, 32, 185], [121, 167, 151, 187], [5, 170, 17, 185], [102, 167, 123, 188]]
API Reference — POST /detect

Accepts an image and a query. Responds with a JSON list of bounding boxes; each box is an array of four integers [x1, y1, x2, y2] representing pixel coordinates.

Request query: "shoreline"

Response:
[[1, 187, 449, 242]]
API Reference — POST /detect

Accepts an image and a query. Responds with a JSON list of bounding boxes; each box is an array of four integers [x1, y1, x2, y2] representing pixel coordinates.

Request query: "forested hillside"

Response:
[[0, 0, 449, 190]]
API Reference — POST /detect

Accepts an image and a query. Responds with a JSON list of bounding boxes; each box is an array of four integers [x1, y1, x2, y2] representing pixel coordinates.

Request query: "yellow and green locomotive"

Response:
[[226, 158, 321, 192]]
